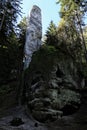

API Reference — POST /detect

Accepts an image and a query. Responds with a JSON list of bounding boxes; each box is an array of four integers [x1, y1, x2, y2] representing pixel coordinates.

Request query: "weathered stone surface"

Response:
[[24, 5, 42, 69], [23, 46, 83, 122]]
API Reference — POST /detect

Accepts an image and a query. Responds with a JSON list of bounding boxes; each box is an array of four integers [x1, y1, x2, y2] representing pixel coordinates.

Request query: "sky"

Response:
[[19, 0, 60, 34]]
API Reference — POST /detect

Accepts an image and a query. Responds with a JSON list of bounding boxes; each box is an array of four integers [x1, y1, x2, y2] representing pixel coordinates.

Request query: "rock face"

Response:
[[23, 45, 83, 122], [24, 5, 42, 69]]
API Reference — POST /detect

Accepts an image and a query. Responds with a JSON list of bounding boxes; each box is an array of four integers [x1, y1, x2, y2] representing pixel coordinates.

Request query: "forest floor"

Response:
[[0, 81, 87, 130]]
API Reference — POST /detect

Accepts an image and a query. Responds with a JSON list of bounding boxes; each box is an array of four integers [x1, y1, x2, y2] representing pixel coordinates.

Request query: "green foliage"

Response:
[[56, 0, 87, 63], [24, 45, 57, 83], [17, 17, 27, 58], [0, 0, 22, 44], [57, 18, 80, 44], [38, 44, 57, 54], [24, 44, 73, 85], [57, 0, 87, 20], [45, 21, 58, 47], [18, 17, 26, 45], [56, 0, 87, 40], [0, 8, 25, 84], [0, 43, 18, 83], [0, 30, 24, 84], [83, 26, 87, 44]]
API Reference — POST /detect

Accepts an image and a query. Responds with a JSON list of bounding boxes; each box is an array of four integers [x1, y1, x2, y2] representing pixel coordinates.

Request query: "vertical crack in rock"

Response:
[[24, 5, 42, 69]]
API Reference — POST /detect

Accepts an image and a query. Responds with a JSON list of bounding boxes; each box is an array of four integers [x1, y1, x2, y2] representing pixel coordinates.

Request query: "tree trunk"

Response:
[[76, 13, 87, 62], [0, 10, 6, 31]]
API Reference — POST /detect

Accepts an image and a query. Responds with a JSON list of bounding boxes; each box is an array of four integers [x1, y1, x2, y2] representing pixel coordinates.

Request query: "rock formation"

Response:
[[24, 5, 42, 69], [23, 46, 84, 122]]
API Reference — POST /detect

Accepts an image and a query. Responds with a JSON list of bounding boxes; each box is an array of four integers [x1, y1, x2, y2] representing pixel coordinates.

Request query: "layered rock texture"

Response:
[[24, 5, 42, 69], [23, 45, 84, 122]]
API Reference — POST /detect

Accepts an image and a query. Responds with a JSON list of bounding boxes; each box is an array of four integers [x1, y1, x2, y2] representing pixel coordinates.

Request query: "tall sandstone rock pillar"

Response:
[[24, 5, 42, 69]]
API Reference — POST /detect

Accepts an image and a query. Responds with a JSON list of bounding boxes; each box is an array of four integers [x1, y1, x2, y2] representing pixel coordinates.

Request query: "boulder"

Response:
[[23, 45, 83, 122]]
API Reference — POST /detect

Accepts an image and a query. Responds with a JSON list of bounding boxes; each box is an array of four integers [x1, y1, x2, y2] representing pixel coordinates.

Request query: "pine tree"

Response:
[[45, 21, 58, 46], [0, 0, 22, 44]]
